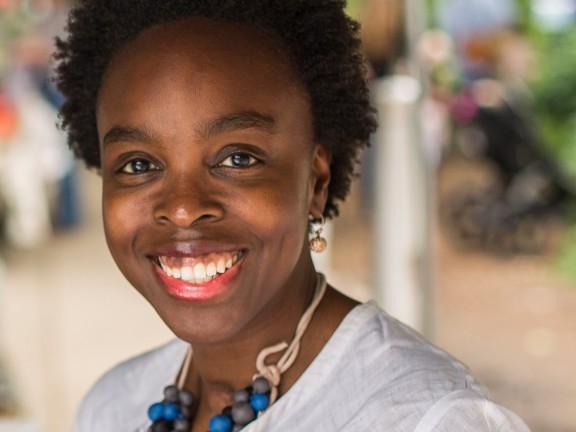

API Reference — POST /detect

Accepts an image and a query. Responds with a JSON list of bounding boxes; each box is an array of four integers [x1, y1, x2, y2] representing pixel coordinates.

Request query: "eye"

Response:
[[219, 152, 258, 168], [120, 158, 159, 174]]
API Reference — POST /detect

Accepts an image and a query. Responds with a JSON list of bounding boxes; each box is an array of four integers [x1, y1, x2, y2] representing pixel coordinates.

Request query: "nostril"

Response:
[[197, 213, 217, 222]]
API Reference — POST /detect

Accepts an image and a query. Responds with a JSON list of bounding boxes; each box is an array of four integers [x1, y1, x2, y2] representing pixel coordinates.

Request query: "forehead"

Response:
[[99, 18, 304, 105], [96, 18, 309, 139]]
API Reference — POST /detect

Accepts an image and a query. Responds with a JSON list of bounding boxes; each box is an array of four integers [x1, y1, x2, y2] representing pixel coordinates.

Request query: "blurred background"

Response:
[[0, 0, 575, 431]]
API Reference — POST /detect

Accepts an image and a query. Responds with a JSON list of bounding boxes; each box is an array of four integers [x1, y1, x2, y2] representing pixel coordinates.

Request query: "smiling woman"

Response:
[[54, 1, 530, 432]]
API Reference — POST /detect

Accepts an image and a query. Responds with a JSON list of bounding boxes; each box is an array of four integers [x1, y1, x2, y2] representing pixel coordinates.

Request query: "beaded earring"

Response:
[[309, 216, 327, 253]]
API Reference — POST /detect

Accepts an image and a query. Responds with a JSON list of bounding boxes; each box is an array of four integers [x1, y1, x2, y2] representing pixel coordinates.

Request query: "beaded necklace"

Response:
[[147, 274, 327, 432]]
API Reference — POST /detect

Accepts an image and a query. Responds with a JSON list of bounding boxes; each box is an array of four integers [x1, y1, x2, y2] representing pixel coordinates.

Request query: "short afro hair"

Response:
[[54, 0, 377, 219]]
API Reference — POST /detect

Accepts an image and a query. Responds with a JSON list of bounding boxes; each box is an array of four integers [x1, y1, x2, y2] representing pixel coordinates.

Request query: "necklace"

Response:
[[146, 273, 327, 432]]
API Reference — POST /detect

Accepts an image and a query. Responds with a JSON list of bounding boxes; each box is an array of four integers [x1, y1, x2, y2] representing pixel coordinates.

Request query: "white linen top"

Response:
[[73, 301, 531, 431]]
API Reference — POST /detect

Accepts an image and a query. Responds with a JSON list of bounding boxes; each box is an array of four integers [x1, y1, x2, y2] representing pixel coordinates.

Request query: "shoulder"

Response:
[[335, 301, 479, 386], [349, 301, 482, 391], [72, 338, 188, 432], [411, 389, 531, 432], [305, 301, 529, 430]]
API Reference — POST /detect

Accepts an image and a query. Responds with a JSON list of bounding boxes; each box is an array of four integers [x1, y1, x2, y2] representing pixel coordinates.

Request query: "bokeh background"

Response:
[[1, 0, 576, 431]]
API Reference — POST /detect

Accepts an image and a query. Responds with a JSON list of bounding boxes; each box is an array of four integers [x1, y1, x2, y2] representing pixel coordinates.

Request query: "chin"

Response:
[[154, 301, 251, 346]]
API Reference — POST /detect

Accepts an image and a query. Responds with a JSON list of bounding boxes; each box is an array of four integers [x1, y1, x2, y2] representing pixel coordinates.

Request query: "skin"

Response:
[[96, 18, 357, 430]]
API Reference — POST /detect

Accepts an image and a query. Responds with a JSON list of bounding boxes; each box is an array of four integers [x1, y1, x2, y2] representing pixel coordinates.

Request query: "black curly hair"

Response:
[[54, 0, 377, 219]]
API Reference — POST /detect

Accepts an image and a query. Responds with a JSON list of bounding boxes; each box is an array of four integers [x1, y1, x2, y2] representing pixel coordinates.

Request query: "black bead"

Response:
[[222, 405, 233, 417], [252, 377, 271, 394], [164, 385, 180, 403], [150, 419, 172, 432], [179, 389, 195, 407], [180, 405, 192, 418], [173, 418, 190, 431], [231, 402, 255, 426], [234, 389, 250, 404]]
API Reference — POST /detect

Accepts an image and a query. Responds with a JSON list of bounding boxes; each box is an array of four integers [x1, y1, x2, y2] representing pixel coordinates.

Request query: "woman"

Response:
[[54, 1, 530, 431]]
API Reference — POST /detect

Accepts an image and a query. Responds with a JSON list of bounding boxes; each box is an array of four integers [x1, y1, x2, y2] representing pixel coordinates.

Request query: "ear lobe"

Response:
[[309, 145, 331, 218]]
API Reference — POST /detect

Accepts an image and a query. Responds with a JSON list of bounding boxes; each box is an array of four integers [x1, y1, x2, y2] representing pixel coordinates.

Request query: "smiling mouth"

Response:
[[156, 250, 244, 284]]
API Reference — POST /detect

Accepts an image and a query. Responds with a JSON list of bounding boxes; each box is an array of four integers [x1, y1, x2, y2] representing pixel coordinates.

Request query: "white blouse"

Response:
[[73, 301, 531, 431]]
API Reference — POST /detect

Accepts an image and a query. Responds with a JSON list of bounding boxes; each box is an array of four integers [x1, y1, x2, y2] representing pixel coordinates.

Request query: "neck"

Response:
[[177, 264, 359, 432], [186, 264, 319, 409]]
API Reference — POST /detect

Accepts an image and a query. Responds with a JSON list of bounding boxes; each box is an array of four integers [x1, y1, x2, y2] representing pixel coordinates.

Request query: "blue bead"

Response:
[[209, 414, 232, 432], [163, 402, 181, 421], [250, 393, 269, 412], [148, 402, 164, 421]]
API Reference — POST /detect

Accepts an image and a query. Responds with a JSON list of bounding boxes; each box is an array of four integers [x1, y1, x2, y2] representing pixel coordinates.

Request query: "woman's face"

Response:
[[96, 19, 330, 344]]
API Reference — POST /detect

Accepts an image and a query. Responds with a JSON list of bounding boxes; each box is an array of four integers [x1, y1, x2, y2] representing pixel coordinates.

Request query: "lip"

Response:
[[151, 251, 245, 302]]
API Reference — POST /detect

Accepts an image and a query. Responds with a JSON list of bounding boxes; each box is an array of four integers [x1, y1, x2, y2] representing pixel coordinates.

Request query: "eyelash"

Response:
[[119, 158, 160, 174], [218, 152, 259, 169], [116, 151, 260, 175]]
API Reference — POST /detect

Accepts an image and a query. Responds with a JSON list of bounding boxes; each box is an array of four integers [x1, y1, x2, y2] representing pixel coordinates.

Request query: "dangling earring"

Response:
[[309, 216, 328, 253]]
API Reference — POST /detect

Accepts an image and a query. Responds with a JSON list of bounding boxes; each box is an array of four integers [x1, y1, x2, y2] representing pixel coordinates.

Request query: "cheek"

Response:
[[102, 190, 142, 263], [235, 169, 311, 247]]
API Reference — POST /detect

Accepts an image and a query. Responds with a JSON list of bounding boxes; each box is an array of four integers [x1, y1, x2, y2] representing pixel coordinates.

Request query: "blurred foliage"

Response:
[[528, 24, 576, 282], [0, 5, 32, 77], [554, 220, 576, 283], [426, 0, 531, 29], [0, 7, 28, 41], [514, 0, 533, 32], [346, 0, 366, 19], [530, 28, 576, 187]]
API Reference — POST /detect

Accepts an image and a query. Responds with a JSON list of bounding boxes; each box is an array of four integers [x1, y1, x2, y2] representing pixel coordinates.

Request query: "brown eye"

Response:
[[219, 153, 258, 168], [120, 158, 159, 174]]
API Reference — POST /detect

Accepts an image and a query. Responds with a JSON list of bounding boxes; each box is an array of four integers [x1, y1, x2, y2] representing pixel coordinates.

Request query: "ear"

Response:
[[308, 144, 331, 218]]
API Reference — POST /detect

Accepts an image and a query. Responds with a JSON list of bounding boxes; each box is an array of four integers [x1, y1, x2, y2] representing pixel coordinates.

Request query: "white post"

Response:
[[373, 75, 431, 333]]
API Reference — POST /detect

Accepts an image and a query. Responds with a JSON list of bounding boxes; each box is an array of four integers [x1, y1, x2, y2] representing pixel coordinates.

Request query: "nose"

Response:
[[152, 176, 224, 228]]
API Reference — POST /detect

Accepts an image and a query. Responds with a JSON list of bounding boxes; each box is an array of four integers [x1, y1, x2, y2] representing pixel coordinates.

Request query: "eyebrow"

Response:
[[101, 111, 276, 148], [102, 126, 154, 148], [199, 111, 277, 139]]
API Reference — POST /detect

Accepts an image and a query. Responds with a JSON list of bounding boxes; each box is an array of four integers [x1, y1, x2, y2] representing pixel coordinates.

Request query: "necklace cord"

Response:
[[176, 272, 327, 406], [255, 273, 327, 404], [177, 343, 193, 389]]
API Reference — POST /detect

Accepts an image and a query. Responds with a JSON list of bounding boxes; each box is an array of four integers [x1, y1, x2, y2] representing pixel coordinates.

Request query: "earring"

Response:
[[309, 216, 328, 253]]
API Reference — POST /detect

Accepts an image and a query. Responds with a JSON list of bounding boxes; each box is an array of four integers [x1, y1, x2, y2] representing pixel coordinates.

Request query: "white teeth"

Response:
[[217, 259, 226, 274], [180, 266, 194, 281], [206, 262, 217, 277], [160, 261, 174, 277], [159, 252, 242, 282], [193, 263, 207, 280]]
